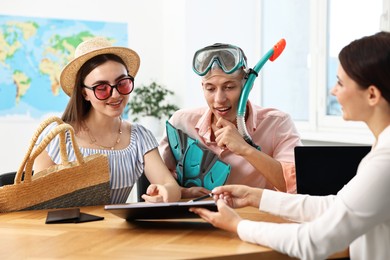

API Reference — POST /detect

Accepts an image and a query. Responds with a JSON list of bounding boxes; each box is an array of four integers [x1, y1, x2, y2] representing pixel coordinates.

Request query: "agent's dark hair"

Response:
[[339, 31, 390, 103], [61, 54, 128, 130]]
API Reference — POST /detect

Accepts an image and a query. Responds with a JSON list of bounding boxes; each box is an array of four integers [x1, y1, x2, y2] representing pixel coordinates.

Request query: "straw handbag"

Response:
[[0, 116, 111, 212]]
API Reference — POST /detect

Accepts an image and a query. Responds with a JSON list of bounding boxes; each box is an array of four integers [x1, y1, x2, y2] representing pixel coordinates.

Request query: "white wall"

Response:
[[0, 0, 263, 172]]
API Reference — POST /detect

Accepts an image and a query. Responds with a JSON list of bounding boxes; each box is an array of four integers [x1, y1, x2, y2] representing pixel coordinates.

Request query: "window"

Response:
[[261, 0, 388, 144], [327, 0, 384, 116], [261, 0, 310, 122]]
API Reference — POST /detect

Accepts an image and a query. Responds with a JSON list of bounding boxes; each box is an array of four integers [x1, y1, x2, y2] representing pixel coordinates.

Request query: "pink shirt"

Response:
[[159, 101, 302, 193]]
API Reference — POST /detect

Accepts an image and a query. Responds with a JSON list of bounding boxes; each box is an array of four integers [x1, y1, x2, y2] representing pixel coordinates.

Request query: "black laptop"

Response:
[[295, 146, 371, 196]]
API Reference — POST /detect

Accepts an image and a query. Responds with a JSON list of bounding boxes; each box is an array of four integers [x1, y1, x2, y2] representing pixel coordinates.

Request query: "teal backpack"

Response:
[[166, 121, 231, 190]]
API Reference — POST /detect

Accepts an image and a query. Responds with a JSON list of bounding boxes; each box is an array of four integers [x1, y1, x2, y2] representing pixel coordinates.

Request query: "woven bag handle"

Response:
[[19, 123, 84, 183], [15, 117, 83, 183], [15, 116, 65, 183]]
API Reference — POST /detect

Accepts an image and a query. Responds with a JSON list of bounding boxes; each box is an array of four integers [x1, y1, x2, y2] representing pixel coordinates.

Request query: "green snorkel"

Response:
[[237, 38, 286, 150]]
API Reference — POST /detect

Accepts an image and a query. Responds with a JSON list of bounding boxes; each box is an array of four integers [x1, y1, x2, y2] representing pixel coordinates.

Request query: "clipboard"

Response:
[[104, 200, 217, 221]]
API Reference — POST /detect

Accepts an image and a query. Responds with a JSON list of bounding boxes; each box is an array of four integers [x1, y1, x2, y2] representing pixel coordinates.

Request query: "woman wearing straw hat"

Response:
[[34, 37, 181, 204]]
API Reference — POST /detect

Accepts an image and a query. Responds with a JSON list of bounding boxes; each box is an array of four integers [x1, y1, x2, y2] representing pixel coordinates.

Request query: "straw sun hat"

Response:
[[60, 37, 140, 96]]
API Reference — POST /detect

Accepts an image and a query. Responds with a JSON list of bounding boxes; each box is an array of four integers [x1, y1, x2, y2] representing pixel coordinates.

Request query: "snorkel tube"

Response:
[[237, 38, 286, 150]]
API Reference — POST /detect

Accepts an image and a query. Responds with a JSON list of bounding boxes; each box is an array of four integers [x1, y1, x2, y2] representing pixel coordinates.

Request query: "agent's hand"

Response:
[[190, 199, 242, 233], [214, 118, 251, 156], [211, 185, 263, 209], [181, 186, 211, 199], [141, 184, 169, 203]]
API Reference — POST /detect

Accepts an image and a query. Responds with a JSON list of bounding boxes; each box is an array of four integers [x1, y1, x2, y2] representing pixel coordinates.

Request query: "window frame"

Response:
[[288, 0, 389, 145]]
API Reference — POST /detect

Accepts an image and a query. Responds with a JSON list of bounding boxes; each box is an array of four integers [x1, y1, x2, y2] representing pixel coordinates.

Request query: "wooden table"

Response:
[[0, 205, 347, 259]]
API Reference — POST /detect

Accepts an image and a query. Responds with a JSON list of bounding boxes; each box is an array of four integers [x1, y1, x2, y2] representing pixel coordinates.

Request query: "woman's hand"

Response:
[[190, 199, 242, 233], [143, 148, 181, 202], [211, 185, 263, 208], [141, 184, 169, 203]]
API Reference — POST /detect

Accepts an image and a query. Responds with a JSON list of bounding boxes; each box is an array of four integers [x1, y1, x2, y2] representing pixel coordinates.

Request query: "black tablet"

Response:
[[104, 200, 217, 221], [45, 208, 104, 224]]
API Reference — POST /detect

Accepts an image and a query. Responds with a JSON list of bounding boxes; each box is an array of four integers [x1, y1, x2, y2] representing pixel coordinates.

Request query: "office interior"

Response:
[[1, 0, 390, 174]]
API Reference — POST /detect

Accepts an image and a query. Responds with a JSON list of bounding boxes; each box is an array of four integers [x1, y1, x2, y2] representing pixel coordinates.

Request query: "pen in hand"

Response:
[[187, 193, 213, 203]]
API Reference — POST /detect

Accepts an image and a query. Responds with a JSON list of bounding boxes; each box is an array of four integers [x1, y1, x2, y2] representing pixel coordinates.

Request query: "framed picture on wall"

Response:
[[0, 15, 128, 120]]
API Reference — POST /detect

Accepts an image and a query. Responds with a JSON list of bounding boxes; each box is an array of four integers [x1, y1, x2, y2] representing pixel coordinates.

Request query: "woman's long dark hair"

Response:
[[61, 54, 128, 131], [339, 31, 390, 103]]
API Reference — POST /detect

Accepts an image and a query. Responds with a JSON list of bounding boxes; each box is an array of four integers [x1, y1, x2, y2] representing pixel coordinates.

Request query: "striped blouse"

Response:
[[36, 122, 158, 204]]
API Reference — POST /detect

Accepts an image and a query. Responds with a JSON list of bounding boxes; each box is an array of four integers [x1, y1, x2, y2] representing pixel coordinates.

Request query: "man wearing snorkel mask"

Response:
[[159, 43, 302, 198]]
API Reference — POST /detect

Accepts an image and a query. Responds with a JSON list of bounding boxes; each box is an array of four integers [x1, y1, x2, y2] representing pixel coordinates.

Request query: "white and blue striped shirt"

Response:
[[36, 122, 158, 204]]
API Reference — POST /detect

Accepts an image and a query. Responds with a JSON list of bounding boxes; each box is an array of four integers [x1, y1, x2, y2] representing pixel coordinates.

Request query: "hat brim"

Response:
[[60, 46, 140, 96]]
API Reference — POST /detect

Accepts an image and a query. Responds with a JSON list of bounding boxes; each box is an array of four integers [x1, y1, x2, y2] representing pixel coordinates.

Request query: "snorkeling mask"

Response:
[[192, 40, 286, 151], [192, 43, 247, 76]]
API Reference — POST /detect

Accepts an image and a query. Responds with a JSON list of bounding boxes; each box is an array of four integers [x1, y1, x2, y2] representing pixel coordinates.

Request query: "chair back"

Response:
[[0, 172, 17, 186], [295, 146, 371, 195], [136, 173, 150, 202]]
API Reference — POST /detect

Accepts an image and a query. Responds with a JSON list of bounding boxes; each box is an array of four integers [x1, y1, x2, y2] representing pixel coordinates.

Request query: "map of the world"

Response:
[[0, 15, 127, 119]]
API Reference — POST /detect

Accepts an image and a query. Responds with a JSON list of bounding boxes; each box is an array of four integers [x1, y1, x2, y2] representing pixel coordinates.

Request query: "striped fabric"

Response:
[[36, 122, 158, 204]]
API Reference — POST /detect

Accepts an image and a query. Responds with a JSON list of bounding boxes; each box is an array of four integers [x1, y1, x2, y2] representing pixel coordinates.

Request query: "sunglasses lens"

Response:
[[94, 84, 111, 100], [116, 78, 133, 95]]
